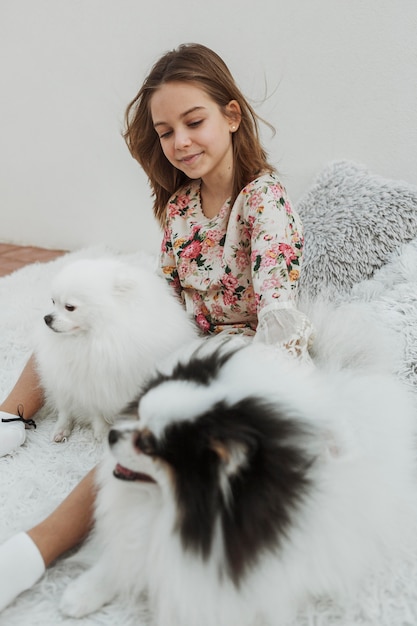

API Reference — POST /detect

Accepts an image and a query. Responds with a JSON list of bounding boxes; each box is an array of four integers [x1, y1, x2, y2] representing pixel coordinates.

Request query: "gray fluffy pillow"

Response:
[[296, 160, 417, 298]]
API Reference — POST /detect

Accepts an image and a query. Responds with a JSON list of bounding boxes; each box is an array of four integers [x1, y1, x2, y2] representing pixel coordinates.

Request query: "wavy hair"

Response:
[[124, 43, 275, 226]]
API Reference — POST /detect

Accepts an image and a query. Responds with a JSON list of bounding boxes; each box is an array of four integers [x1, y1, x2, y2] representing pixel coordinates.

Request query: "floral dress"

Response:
[[160, 172, 313, 355]]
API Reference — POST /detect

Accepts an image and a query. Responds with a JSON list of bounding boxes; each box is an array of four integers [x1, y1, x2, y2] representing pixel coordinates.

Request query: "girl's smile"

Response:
[[181, 152, 203, 167]]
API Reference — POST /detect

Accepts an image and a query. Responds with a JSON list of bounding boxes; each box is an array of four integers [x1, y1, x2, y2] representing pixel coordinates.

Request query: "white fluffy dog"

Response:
[[60, 322, 417, 625], [35, 256, 198, 442]]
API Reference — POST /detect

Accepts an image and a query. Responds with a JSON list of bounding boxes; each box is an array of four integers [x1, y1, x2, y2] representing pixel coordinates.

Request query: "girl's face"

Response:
[[150, 81, 240, 187]]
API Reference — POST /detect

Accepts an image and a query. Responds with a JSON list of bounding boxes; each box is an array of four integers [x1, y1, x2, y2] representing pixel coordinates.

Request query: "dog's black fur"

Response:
[[131, 346, 316, 586]]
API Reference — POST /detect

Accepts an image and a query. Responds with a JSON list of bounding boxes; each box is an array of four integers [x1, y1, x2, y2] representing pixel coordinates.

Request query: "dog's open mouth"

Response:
[[113, 463, 156, 483]]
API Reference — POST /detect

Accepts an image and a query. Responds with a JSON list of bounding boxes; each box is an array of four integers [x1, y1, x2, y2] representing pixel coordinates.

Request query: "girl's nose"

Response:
[[174, 131, 191, 150]]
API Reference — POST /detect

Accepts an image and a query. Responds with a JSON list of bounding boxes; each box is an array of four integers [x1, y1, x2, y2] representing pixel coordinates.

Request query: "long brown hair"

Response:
[[124, 43, 275, 226]]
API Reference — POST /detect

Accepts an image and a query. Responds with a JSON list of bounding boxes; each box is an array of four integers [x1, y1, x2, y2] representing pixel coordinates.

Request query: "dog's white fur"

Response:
[[35, 257, 198, 441], [60, 303, 417, 626]]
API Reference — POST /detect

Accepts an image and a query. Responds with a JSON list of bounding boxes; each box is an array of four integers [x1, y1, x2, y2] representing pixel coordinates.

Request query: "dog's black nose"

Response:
[[44, 314, 53, 327], [108, 429, 120, 445]]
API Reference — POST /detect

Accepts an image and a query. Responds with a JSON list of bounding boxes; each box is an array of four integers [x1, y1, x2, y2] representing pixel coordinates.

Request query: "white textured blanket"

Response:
[[0, 247, 153, 626], [1, 237, 417, 626]]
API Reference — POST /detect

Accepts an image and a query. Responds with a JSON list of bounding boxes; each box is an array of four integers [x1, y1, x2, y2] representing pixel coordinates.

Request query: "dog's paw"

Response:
[[52, 415, 73, 443], [60, 574, 112, 617], [52, 429, 71, 443]]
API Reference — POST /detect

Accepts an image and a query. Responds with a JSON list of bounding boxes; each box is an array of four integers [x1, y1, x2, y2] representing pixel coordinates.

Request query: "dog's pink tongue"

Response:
[[113, 463, 156, 483], [113, 463, 137, 480]]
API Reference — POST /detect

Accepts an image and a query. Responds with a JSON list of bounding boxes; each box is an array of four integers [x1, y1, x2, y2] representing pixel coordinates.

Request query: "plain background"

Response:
[[1, 0, 417, 254]]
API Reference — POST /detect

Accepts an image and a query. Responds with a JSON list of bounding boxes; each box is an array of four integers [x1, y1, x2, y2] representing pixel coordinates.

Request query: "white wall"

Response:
[[1, 0, 416, 255]]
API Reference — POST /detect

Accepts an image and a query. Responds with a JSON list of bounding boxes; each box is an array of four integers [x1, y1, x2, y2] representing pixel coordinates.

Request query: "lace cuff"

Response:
[[254, 305, 315, 363]]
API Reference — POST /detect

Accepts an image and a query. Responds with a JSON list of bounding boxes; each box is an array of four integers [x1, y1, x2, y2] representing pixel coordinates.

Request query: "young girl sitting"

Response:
[[0, 42, 313, 612]]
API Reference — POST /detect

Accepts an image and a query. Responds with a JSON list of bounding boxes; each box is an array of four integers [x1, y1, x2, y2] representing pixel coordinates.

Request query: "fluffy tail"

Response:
[[299, 293, 401, 374]]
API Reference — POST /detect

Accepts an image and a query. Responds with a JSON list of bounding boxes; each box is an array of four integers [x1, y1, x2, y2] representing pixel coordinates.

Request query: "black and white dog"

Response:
[[60, 338, 417, 625]]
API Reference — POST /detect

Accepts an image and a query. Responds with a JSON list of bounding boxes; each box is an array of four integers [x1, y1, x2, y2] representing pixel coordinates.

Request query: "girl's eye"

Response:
[[158, 120, 202, 139], [65, 305, 76, 312]]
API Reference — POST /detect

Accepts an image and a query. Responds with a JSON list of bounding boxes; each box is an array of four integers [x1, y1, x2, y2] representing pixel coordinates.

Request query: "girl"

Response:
[[0, 43, 312, 611]]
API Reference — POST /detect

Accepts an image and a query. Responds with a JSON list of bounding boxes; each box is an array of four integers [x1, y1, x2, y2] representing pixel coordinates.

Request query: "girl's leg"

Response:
[[28, 468, 96, 566], [0, 468, 97, 611], [0, 357, 96, 610], [0, 354, 44, 418], [0, 355, 44, 457]]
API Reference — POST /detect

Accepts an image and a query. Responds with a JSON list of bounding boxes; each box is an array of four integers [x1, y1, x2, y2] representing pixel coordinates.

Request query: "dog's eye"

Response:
[[51, 299, 55, 305], [65, 305, 76, 312], [135, 430, 157, 456]]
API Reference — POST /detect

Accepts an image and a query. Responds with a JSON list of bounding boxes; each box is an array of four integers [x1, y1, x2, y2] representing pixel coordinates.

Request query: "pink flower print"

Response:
[[251, 249, 260, 263], [284, 200, 293, 215], [223, 291, 238, 306], [221, 273, 239, 291], [211, 303, 224, 319], [180, 240, 202, 259], [176, 194, 190, 210], [248, 215, 256, 228], [196, 313, 211, 333], [278, 243, 297, 266], [261, 276, 283, 291], [170, 275, 181, 292], [248, 191, 263, 211], [190, 224, 201, 238], [160, 227, 170, 252], [168, 202, 181, 218], [239, 214, 255, 240], [260, 249, 278, 268], [234, 249, 248, 271], [252, 222, 262, 239], [241, 225, 251, 240], [270, 184, 284, 200], [178, 258, 192, 281], [206, 229, 224, 244]]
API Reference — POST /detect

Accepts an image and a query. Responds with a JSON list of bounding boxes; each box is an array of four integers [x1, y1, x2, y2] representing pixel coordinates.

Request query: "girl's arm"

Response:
[[246, 178, 314, 360], [160, 223, 182, 298]]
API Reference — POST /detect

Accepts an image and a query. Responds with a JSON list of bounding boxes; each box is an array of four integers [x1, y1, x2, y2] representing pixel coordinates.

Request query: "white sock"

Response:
[[0, 411, 26, 457], [0, 532, 45, 611]]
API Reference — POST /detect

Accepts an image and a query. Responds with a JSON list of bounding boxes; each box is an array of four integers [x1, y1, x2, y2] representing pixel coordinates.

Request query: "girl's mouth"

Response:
[[181, 152, 203, 166]]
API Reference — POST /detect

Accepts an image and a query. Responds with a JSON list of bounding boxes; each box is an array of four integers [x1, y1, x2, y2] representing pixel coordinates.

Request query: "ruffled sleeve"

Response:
[[253, 306, 315, 363]]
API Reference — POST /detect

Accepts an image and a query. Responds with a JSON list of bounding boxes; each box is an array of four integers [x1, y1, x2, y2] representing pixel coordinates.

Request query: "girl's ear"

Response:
[[225, 100, 242, 131]]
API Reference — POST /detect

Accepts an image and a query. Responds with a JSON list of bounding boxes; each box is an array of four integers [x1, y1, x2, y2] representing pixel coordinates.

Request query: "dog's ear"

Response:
[[115, 400, 140, 422], [210, 437, 254, 477]]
